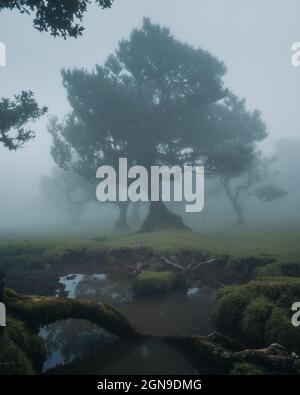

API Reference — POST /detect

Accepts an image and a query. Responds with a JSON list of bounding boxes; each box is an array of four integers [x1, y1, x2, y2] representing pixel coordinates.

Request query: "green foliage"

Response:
[[214, 277, 300, 352], [204, 93, 267, 177], [0, 91, 47, 150], [255, 185, 288, 202], [230, 362, 265, 375], [0, 0, 113, 38], [132, 271, 180, 297], [0, 316, 45, 374], [213, 286, 251, 334], [254, 261, 300, 279], [241, 298, 274, 346], [51, 18, 227, 176], [264, 307, 299, 351]]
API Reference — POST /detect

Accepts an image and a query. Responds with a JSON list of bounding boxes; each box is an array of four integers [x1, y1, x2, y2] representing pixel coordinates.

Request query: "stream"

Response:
[[41, 272, 216, 374]]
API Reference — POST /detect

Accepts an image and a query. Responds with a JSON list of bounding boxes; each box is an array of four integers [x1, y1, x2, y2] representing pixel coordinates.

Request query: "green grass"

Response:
[[132, 271, 180, 297], [0, 224, 300, 263], [230, 362, 265, 375]]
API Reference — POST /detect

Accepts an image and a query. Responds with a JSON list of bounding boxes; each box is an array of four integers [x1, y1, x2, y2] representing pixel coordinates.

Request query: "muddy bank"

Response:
[[0, 246, 272, 296]]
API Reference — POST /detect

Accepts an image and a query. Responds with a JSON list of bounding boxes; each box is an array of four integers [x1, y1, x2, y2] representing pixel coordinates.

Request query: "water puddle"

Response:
[[56, 273, 132, 302], [41, 272, 216, 373]]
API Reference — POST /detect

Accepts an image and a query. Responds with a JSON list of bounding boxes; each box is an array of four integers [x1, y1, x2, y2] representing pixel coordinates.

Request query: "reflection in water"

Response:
[[41, 272, 216, 373], [40, 319, 116, 371], [56, 274, 107, 298], [46, 338, 202, 375], [187, 287, 200, 296]]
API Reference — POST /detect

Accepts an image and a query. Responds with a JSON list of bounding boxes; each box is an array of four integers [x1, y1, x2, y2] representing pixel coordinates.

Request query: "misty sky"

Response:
[[0, 0, 300, 209]]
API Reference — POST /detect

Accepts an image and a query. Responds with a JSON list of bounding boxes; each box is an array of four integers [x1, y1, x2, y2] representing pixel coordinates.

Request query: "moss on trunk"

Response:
[[4, 288, 140, 341]]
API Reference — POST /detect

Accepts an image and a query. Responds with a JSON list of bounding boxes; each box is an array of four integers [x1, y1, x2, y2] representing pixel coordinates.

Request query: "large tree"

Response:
[[0, 91, 47, 150], [50, 18, 228, 231], [0, 0, 113, 38]]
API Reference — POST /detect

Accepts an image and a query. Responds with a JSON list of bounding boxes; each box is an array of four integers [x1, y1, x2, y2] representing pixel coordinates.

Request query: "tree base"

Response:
[[139, 202, 187, 233]]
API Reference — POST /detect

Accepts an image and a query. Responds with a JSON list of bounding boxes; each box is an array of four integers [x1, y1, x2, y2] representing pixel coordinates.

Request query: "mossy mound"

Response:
[[254, 261, 300, 279], [214, 277, 300, 352], [132, 271, 181, 297], [0, 316, 45, 374]]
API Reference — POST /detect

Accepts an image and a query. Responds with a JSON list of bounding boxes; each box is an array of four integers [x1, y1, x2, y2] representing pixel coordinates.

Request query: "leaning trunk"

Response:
[[139, 201, 186, 233], [232, 200, 244, 226], [222, 178, 245, 226]]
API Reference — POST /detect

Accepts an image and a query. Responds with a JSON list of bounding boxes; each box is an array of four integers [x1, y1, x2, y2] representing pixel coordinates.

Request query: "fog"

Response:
[[0, 0, 300, 233]]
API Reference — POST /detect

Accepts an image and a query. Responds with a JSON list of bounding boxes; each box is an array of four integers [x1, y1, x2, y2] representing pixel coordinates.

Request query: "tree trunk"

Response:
[[129, 203, 141, 229], [167, 333, 300, 374], [139, 201, 186, 233], [222, 178, 245, 226], [114, 202, 130, 231]]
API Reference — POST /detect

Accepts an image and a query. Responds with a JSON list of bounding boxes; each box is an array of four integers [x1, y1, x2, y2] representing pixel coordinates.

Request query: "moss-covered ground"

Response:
[[214, 277, 300, 352], [132, 271, 182, 297]]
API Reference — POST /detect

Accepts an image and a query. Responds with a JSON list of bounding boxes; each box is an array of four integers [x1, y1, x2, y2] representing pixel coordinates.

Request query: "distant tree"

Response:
[[196, 94, 287, 224], [48, 115, 132, 231], [0, 0, 113, 38], [0, 91, 47, 150], [40, 168, 91, 225], [50, 18, 228, 232]]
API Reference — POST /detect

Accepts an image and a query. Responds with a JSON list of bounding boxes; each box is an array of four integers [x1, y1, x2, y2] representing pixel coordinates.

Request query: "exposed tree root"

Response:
[[167, 333, 300, 374]]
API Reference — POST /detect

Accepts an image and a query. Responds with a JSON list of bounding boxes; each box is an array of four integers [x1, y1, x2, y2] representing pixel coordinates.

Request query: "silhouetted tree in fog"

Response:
[[0, 0, 113, 38], [193, 94, 287, 225], [50, 18, 228, 232], [48, 114, 132, 231], [0, 91, 47, 150], [40, 168, 91, 225]]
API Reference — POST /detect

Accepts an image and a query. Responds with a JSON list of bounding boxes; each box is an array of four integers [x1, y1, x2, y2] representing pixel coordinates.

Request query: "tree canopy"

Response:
[[0, 0, 113, 38], [0, 91, 47, 150]]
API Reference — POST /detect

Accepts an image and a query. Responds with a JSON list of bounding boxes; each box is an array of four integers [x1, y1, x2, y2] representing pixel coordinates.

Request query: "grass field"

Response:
[[0, 224, 299, 263]]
